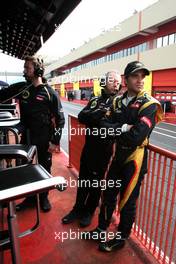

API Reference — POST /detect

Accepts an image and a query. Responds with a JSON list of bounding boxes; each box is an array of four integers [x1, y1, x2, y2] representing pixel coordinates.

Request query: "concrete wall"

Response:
[[52, 43, 176, 83], [45, 0, 176, 75], [140, 44, 176, 71], [141, 0, 176, 31]]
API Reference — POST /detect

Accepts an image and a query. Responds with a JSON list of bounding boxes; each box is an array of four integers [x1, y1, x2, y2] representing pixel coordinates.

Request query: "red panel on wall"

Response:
[[79, 80, 93, 88], [152, 69, 176, 87], [153, 86, 176, 92], [64, 83, 73, 89], [55, 84, 60, 89]]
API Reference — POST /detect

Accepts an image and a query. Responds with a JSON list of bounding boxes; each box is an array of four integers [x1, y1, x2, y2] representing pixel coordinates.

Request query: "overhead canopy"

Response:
[[0, 0, 81, 59]]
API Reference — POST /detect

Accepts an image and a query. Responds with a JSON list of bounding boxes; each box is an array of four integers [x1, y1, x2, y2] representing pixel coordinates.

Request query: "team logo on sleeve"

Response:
[[22, 90, 30, 99], [90, 100, 97, 109], [36, 96, 44, 101], [117, 100, 122, 109], [140, 116, 152, 128]]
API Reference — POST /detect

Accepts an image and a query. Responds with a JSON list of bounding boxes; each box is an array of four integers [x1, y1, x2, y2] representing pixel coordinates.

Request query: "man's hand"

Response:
[[127, 124, 133, 130]]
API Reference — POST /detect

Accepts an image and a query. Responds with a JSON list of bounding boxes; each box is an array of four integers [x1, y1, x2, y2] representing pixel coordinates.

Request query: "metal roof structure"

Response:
[[0, 0, 81, 59]]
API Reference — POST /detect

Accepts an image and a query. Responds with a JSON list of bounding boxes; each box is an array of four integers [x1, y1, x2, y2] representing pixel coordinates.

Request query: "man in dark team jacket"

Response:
[[62, 71, 122, 227], [83, 61, 163, 251], [0, 56, 65, 212]]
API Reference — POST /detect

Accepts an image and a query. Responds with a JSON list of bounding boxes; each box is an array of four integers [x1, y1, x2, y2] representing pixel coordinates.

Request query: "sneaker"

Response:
[[40, 197, 51, 212], [79, 212, 93, 227], [81, 227, 106, 241], [99, 237, 125, 252], [61, 209, 80, 224]]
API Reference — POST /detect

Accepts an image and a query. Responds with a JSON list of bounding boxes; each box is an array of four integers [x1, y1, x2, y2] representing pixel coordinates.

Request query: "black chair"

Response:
[[0, 144, 38, 166], [0, 112, 13, 119], [0, 164, 66, 264], [0, 103, 18, 116], [0, 145, 40, 255], [0, 113, 21, 168], [0, 118, 20, 145]]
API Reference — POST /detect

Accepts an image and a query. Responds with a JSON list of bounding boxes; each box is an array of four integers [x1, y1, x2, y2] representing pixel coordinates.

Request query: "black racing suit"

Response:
[[97, 90, 163, 238], [73, 90, 116, 216], [0, 82, 65, 200]]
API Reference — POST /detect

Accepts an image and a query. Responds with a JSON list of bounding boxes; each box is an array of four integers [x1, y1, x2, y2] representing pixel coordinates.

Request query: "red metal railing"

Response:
[[68, 114, 176, 264], [133, 144, 176, 264], [68, 114, 85, 171]]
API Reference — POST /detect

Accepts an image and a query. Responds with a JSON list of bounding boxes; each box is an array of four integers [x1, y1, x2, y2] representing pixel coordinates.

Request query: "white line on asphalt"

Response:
[[162, 122, 176, 126], [155, 127, 176, 134], [152, 131, 176, 139], [60, 147, 69, 157]]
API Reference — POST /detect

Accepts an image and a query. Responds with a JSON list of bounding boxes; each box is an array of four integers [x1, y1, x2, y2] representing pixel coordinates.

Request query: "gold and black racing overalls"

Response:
[[98, 90, 163, 238]]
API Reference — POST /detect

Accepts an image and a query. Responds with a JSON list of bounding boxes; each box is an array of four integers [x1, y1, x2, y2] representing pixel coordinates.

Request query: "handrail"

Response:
[[148, 143, 176, 160], [68, 114, 176, 264]]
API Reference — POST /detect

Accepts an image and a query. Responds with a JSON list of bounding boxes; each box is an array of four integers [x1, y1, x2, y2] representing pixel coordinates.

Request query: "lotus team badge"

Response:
[[118, 100, 122, 109], [90, 100, 97, 109], [22, 90, 30, 99]]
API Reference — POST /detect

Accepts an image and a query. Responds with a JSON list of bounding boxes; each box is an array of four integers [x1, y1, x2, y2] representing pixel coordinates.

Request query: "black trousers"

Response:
[[98, 157, 146, 238], [73, 152, 112, 215], [37, 144, 52, 201], [21, 129, 52, 201]]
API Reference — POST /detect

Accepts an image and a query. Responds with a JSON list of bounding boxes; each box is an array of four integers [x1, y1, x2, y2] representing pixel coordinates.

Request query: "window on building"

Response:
[[113, 52, 117, 59], [157, 37, 163, 48], [138, 44, 143, 52], [127, 48, 131, 56], [168, 33, 175, 45], [118, 50, 122, 58], [163, 35, 168, 46], [138, 42, 147, 52], [134, 45, 139, 53], [131, 46, 135, 55], [124, 49, 127, 56], [143, 42, 147, 51]]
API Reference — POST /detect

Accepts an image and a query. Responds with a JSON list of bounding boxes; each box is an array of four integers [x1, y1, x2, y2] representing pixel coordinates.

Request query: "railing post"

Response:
[[67, 115, 72, 168]]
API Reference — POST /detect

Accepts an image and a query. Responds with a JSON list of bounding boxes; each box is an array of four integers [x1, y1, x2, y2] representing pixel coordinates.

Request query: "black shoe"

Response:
[[62, 209, 80, 224], [40, 197, 51, 212], [82, 227, 106, 241], [16, 197, 36, 211], [99, 238, 125, 252], [79, 212, 93, 227]]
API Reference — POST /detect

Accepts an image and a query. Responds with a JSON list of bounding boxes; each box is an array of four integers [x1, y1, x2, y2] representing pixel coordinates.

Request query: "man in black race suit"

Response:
[[0, 56, 65, 212], [62, 71, 122, 227]]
